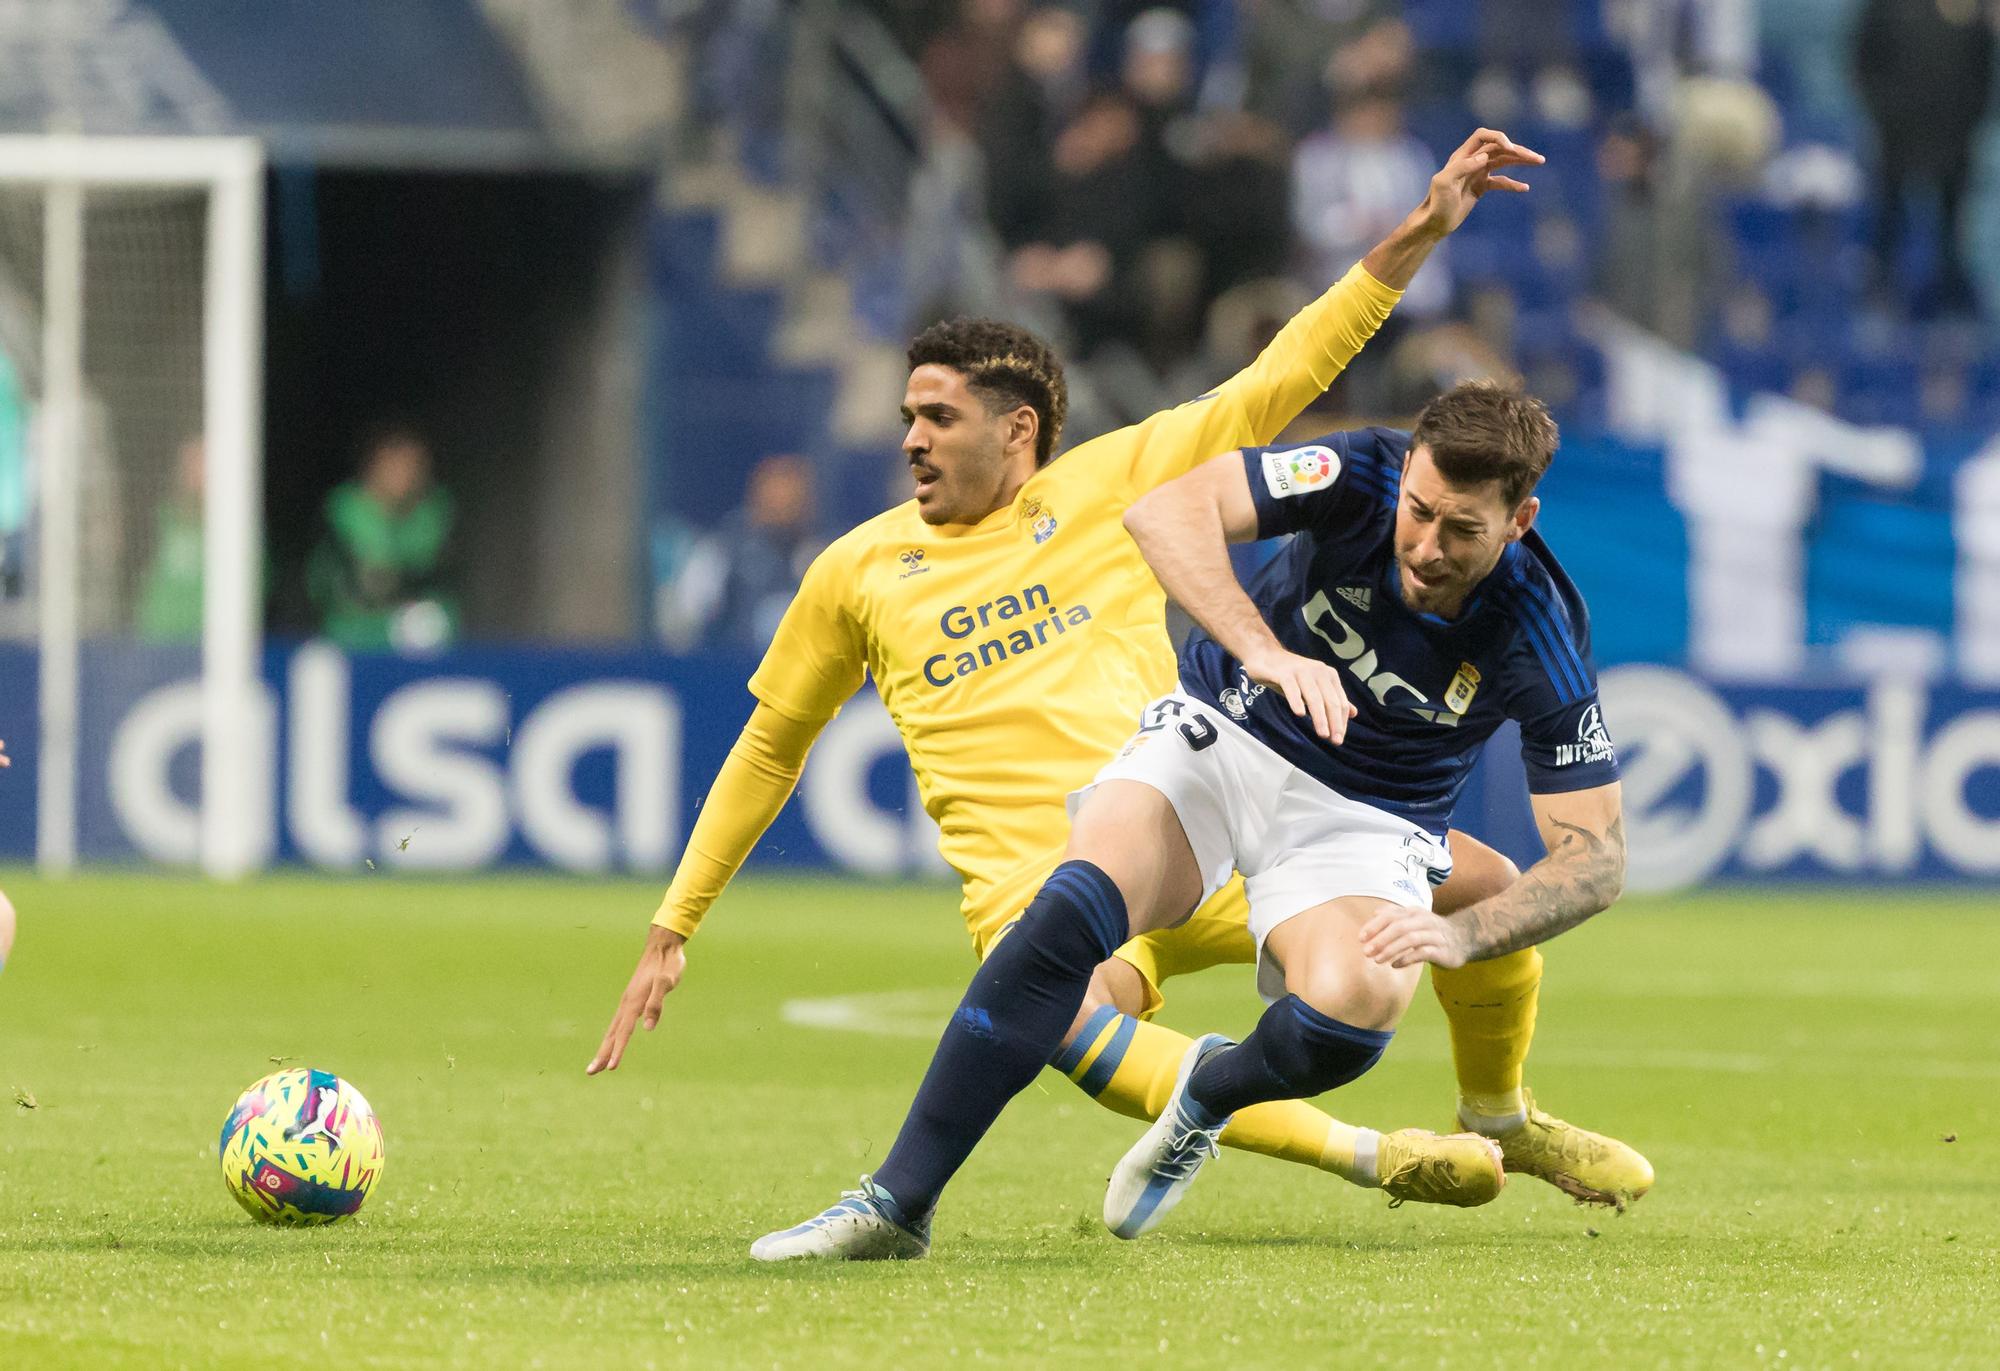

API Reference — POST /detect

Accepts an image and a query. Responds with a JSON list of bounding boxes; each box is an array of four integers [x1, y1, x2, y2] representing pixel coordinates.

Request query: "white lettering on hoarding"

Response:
[[1597, 668, 1755, 890], [99, 653, 1998, 883], [1604, 667, 2000, 890], [1920, 712, 2000, 874], [800, 692, 946, 875], [368, 680, 510, 869], [1869, 681, 1924, 869], [512, 683, 678, 873], [107, 680, 205, 865], [1741, 709, 1866, 871], [107, 679, 276, 867], [288, 642, 368, 867]]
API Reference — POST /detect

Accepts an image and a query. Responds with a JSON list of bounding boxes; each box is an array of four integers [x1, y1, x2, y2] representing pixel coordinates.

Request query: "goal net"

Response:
[[0, 136, 265, 877]]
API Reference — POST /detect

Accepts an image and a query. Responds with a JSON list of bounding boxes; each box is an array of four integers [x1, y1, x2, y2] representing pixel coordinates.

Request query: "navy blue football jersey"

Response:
[[1179, 427, 1620, 836]]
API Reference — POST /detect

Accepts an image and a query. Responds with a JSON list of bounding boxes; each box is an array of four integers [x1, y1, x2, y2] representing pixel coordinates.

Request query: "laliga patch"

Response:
[[1261, 444, 1338, 499]]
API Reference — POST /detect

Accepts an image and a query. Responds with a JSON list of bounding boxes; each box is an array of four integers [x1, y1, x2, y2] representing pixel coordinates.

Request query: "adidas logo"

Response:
[[1337, 585, 1372, 613]]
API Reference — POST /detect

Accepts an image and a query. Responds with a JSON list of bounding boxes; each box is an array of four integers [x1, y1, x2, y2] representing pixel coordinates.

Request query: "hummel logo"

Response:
[[1337, 585, 1371, 613]]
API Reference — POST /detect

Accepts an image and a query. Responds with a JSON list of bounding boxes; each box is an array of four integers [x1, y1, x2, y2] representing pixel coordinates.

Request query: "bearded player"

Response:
[[587, 132, 1651, 1252]]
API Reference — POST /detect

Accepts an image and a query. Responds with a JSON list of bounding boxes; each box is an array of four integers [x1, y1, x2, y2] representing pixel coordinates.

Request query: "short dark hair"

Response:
[[907, 318, 1067, 466], [1408, 381, 1557, 506]]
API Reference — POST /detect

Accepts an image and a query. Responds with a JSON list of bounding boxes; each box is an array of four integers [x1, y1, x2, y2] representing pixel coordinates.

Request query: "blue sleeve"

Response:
[[1517, 695, 1621, 794], [1242, 428, 1402, 539], [1496, 567, 1621, 795]]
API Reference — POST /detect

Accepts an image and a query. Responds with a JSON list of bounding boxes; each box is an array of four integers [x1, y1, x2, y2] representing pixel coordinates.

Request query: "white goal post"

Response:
[[0, 135, 265, 878]]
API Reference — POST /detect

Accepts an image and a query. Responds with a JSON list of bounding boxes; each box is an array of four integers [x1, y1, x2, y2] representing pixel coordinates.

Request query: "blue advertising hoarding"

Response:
[[0, 641, 943, 879], [1, 644, 1997, 890]]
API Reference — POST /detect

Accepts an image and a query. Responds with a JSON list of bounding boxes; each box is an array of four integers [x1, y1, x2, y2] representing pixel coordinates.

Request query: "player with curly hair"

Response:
[[588, 131, 1651, 1260]]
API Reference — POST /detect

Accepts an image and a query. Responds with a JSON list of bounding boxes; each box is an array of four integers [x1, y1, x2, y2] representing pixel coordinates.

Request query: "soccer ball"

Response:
[[218, 1068, 386, 1225]]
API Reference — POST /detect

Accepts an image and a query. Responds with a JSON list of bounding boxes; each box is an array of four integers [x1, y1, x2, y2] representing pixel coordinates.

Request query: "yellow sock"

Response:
[[1052, 1007, 1377, 1187], [1431, 947, 1542, 1129]]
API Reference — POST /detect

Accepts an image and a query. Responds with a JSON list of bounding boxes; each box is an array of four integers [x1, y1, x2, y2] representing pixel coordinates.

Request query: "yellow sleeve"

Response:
[[653, 702, 819, 938], [744, 542, 868, 724], [1107, 263, 1402, 499], [655, 546, 867, 938]]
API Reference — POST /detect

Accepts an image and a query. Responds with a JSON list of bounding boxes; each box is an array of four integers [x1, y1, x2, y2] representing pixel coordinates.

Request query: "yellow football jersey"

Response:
[[730, 264, 1401, 942]]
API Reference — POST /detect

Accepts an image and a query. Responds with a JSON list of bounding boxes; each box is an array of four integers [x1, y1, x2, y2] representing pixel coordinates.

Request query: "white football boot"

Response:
[[1103, 1033, 1234, 1240], [749, 1175, 931, 1262]]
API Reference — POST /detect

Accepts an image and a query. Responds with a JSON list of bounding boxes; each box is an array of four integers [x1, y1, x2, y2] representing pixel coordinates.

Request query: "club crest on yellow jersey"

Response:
[[1021, 499, 1059, 545]]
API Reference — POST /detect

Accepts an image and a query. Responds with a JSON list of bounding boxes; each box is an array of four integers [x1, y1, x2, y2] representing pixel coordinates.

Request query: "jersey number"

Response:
[[1139, 700, 1218, 751]]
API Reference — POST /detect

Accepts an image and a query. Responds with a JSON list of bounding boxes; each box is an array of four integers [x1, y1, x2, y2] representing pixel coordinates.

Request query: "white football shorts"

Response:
[[1070, 689, 1453, 1002]]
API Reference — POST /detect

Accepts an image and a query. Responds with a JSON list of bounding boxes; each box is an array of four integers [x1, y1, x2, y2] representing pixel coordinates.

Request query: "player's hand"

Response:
[[0, 737, 10, 766], [1419, 129, 1543, 236], [585, 924, 688, 1075], [1241, 647, 1357, 744], [1359, 904, 1474, 969]]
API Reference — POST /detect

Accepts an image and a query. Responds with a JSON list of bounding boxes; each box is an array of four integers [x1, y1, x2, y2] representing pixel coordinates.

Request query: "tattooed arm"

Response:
[[1360, 783, 1625, 969]]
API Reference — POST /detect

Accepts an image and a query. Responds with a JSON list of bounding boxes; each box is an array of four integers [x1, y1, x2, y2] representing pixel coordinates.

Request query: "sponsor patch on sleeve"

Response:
[[1553, 703, 1617, 767], [1260, 444, 1339, 500]]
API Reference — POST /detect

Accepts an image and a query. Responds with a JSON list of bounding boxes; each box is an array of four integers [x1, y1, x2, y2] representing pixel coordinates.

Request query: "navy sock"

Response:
[[1185, 995, 1392, 1121], [872, 860, 1128, 1216]]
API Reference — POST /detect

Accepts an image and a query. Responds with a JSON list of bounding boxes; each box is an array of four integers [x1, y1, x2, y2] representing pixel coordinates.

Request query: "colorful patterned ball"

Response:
[[219, 1068, 385, 1225]]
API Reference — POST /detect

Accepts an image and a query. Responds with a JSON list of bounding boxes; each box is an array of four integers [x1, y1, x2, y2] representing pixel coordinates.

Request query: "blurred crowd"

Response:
[[8, 2, 1997, 657], [892, 0, 1469, 411], [1, 419, 461, 654], [652, 452, 824, 652], [869, 0, 1995, 403], [642, 0, 2000, 652]]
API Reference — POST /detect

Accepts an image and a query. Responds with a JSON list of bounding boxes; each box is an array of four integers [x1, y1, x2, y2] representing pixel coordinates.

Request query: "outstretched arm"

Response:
[[1124, 454, 1357, 742], [1360, 783, 1626, 969], [1359, 127, 1540, 291], [586, 702, 823, 1074], [1109, 128, 1545, 500], [1222, 127, 1545, 443], [653, 702, 822, 938], [590, 540, 865, 1074]]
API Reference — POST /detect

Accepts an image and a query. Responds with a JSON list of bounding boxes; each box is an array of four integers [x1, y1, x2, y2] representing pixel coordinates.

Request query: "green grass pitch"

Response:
[[1, 871, 1996, 1369]]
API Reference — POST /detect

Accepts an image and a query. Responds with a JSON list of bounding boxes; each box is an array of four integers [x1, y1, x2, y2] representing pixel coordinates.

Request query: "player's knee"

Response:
[[1264, 994, 1394, 1096], [1289, 959, 1416, 1033], [1286, 966, 1343, 1021], [1011, 860, 1131, 978], [1083, 957, 1149, 1019]]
